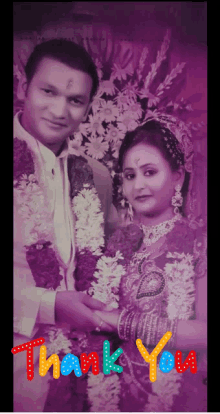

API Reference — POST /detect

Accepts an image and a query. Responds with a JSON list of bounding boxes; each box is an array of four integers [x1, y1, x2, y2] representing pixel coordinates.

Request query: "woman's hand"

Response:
[[94, 309, 120, 333]]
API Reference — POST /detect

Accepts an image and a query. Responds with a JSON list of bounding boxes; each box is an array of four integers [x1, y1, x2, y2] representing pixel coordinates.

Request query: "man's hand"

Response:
[[55, 291, 112, 331], [94, 309, 120, 333]]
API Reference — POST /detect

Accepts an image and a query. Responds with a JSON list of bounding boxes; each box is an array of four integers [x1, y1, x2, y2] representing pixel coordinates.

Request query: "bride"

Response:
[[43, 115, 207, 412], [90, 116, 207, 412]]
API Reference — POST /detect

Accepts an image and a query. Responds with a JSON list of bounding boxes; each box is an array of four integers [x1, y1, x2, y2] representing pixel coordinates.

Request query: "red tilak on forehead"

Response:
[[66, 79, 74, 89], [134, 158, 140, 166]]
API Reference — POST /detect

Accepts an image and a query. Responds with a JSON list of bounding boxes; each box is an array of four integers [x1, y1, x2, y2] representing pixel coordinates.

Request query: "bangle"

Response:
[[125, 312, 134, 341], [137, 312, 145, 340], [117, 309, 128, 340], [131, 312, 140, 343], [150, 314, 159, 346], [143, 313, 151, 346], [155, 316, 164, 345]]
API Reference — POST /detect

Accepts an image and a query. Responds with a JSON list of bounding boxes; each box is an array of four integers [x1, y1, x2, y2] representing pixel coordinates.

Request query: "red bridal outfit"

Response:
[[86, 218, 207, 412]]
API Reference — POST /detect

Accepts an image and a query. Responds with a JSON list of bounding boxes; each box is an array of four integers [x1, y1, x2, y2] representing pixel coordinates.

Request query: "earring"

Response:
[[172, 184, 183, 215], [127, 202, 134, 222], [121, 188, 134, 222]]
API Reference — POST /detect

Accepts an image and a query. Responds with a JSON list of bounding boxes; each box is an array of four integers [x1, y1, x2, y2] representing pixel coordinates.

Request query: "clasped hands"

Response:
[[55, 291, 119, 333]]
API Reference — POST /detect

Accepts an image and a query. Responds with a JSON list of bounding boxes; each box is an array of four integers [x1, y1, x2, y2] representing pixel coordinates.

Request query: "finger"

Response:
[[103, 304, 115, 311], [81, 294, 106, 310], [92, 313, 112, 331], [94, 310, 115, 326]]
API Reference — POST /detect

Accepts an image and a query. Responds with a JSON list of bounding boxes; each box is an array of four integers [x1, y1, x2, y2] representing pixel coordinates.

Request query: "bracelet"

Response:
[[125, 312, 135, 341], [131, 312, 140, 343], [137, 312, 145, 341], [155, 316, 164, 345], [143, 313, 151, 346], [150, 314, 159, 346], [117, 309, 128, 340]]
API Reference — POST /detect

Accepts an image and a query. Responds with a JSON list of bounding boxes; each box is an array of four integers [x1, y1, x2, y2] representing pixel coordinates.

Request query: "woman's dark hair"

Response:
[[117, 120, 190, 215], [25, 39, 99, 100]]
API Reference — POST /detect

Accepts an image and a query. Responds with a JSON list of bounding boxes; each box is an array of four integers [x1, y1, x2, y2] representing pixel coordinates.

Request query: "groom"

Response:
[[13, 38, 117, 411]]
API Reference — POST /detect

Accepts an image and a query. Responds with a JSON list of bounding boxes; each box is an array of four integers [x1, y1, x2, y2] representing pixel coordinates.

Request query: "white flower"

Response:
[[145, 367, 182, 412], [85, 114, 105, 137], [73, 187, 105, 253], [91, 97, 106, 114], [164, 252, 195, 320], [87, 372, 120, 412], [117, 113, 139, 132], [111, 63, 132, 81], [127, 102, 143, 119], [46, 327, 72, 355], [98, 79, 118, 96], [138, 89, 160, 107], [114, 91, 131, 111], [122, 81, 139, 100], [105, 124, 125, 143], [85, 137, 109, 159], [98, 101, 120, 123]]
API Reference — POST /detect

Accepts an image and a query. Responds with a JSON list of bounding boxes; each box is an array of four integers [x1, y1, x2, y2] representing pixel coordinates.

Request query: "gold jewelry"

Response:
[[127, 202, 134, 222], [140, 214, 181, 246], [172, 184, 183, 215]]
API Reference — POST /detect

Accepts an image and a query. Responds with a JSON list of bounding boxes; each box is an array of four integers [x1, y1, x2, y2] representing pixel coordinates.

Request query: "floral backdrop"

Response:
[[13, 23, 207, 220]]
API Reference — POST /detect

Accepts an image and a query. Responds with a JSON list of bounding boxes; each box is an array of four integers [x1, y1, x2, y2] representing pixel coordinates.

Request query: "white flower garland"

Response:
[[146, 251, 196, 412], [165, 252, 195, 320], [72, 184, 105, 256], [145, 367, 182, 412], [87, 372, 121, 412], [89, 251, 126, 308]]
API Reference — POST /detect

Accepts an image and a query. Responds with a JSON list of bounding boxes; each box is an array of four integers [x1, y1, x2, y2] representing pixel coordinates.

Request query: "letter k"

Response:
[[103, 340, 123, 374]]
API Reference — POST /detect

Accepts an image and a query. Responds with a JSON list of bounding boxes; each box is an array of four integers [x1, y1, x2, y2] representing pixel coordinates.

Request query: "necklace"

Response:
[[140, 214, 181, 246]]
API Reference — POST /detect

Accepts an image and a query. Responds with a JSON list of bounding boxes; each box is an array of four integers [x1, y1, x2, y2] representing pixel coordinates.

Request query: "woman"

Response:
[[91, 117, 207, 412]]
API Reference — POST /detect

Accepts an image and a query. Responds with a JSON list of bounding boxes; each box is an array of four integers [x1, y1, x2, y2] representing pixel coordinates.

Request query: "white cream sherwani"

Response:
[[13, 112, 118, 411]]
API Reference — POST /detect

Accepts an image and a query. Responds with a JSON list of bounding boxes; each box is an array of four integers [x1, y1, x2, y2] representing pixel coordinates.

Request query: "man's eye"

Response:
[[69, 98, 83, 105], [42, 89, 53, 95]]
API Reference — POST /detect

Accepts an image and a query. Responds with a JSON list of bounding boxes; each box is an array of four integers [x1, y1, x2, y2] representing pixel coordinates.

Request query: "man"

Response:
[[13, 39, 117, 411]]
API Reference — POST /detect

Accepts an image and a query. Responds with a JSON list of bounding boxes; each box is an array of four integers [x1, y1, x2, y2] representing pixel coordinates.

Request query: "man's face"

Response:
[[21, 57, 93, 151]]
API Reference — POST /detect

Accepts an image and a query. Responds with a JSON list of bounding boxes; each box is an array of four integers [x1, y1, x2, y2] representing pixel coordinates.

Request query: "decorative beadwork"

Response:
[[140, 214, 181, 246], [136, 272, 165, 299]]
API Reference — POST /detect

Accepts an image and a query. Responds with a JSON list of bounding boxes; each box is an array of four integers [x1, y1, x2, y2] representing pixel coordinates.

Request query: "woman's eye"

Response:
[[125, 174, 135, 180], [144, 170, 156, 176]]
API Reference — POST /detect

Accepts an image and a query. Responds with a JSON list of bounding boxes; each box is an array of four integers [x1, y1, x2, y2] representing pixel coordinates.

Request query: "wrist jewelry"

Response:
[[117, 309, 128, 340], [125, 312, 135, 341]]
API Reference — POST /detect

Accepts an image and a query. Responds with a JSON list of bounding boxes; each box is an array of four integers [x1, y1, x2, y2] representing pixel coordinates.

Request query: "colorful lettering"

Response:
[[80, 352, 99, 375], [136, 332, 172, 382], [39, 345, 60, 379], [175, 350, 197, 374], [61, 354, 82, 377], [159, 351, 174, 373], [11, 337, 45, 381], [103, 340, 123, 374]]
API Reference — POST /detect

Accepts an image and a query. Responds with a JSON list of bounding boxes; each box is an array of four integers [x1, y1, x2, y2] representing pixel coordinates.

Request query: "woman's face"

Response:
[[122, 143, 182, 218]]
